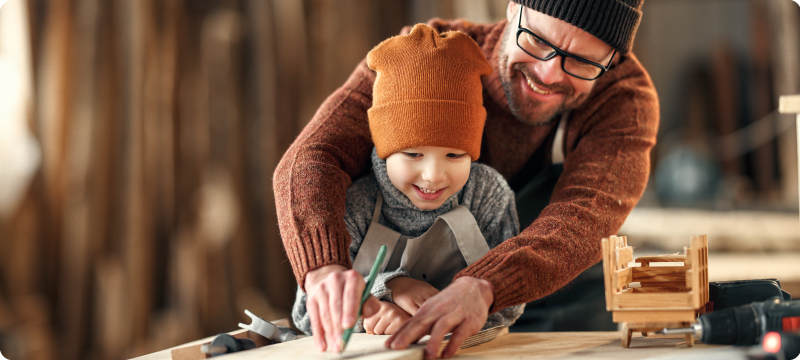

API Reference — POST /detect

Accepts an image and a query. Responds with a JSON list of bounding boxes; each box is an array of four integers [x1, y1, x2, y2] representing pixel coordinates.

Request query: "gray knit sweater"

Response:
[[292, 149, 524, 334]]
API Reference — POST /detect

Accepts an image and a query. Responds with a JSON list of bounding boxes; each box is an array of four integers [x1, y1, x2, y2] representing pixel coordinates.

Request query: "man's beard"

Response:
[[498, 26, 589, 126]]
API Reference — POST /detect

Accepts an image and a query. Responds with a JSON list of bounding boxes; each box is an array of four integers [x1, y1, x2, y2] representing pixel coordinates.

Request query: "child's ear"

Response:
[[506, 1, 518, 23]]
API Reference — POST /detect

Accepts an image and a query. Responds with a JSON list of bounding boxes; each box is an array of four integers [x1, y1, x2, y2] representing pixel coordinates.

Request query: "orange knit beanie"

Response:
[[367, 24, 493, 160]]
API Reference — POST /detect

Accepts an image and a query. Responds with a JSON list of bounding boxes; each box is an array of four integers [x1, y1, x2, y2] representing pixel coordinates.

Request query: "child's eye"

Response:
[[403, 152, 422, 158], [447, 153, 467, 159]]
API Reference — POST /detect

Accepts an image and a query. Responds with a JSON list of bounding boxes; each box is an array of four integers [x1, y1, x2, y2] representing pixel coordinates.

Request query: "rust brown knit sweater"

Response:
[[274, 19, 659, 314]]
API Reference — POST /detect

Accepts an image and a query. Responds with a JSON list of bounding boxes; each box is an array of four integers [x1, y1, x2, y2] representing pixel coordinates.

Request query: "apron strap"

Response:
[[371, 192, 384, 224], [438, 207, 490, 265], [551, 111, 569, 165], [352, 191, 402, 275]]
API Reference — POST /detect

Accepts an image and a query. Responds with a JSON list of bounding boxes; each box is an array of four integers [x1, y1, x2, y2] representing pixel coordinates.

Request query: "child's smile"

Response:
[[386, 146, 472, 210]]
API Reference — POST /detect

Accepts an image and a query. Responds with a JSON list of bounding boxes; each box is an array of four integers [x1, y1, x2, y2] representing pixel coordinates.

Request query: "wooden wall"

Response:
[[0, 1, 506, 359]]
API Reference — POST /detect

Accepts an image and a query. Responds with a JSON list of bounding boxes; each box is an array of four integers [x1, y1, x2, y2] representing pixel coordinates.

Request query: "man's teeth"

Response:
[[418, 186, 439, 194], [526, 77, 553, 95]]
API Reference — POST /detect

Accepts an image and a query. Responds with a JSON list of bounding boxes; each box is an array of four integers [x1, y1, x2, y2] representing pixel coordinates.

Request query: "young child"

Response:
[[292, 24, 523, 335]]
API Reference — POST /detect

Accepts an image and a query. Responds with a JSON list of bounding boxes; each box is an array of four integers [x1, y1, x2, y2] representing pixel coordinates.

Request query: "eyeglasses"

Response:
[[515, 6, 615, 81]]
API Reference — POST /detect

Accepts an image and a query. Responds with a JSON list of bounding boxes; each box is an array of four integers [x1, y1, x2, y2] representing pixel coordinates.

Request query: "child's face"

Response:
[[385, 146, 472, 210]]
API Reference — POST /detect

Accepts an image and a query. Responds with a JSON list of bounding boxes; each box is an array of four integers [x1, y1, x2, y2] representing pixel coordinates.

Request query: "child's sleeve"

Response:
[[465, 164, 526, 327], [467, 164, 521, 249]]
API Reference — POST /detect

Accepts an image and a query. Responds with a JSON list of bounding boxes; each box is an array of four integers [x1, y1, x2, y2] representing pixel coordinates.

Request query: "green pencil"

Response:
[[341, 245, 387, 352]]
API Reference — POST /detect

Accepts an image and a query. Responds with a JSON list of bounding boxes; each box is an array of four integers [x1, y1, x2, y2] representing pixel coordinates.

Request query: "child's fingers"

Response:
[[363, 311, 379, 334], [384, 316, 408, 335], [362, 296, 381, 318]]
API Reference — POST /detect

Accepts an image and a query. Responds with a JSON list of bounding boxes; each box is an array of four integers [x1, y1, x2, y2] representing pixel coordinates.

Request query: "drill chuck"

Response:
[[698, 304, 762, 345]]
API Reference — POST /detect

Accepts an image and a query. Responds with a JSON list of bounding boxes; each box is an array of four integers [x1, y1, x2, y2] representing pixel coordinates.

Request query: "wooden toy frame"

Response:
[[601, 235, 709, 348]]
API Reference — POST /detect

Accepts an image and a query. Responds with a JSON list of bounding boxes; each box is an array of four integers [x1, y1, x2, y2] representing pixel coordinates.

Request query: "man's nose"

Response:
[[534, 56, 565, 85]]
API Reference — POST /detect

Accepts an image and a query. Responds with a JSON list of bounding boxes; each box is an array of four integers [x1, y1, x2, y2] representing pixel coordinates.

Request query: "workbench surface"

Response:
[[132, 331, 741, 360]]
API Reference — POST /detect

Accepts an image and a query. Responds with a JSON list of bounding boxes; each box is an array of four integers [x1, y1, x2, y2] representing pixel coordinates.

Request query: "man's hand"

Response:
[[304, 265, 381, 352], [363, 301, 412, 335], [385, 276, 493, 359], [386, 277, 440, 315]]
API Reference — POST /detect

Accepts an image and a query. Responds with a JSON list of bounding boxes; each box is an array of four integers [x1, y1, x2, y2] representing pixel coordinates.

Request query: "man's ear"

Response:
[[506, 1, 518, 22]]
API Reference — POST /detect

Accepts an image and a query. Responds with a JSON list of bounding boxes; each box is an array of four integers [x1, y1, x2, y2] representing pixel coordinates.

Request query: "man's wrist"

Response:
[[304, 264, 347, 290], [455, 276, 494, 308]]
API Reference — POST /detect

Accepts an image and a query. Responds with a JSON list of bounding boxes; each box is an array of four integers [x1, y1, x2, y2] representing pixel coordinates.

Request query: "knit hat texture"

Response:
[[367, 24, 493, 160], [512, 0, 644, 54]]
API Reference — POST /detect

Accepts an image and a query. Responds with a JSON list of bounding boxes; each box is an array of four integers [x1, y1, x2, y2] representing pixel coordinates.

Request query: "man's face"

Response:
[[498, 2, 615, 125]]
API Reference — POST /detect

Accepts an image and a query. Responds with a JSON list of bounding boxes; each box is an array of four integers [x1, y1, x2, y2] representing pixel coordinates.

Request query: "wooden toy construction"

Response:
[[601, 235, 709, 348]]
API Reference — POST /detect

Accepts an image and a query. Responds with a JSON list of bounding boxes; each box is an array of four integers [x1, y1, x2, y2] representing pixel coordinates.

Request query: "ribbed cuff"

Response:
[[370, 270, 411, 303], [455, 252, 531, 314], [286, 226, 353, 292]]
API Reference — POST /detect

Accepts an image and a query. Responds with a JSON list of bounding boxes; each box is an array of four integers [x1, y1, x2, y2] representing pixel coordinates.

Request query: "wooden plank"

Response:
[[638, 282, 686, 289], [614, 292, 694, 309], [632, 287, 688, 293], [132, 326, 507, 360], [612, 310, 697, 323], [636, 255, 685, 263], [691, 238, 701, 309], [631, 266, 690, 283], [614, 268, 632, 291], [778, 94, 800, 114], [616, 247, 633, 265], [602, 238, 613, 310]]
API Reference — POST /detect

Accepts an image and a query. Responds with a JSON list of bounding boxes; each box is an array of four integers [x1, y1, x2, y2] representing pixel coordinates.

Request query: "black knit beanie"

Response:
[[512, 0, 643, 54]]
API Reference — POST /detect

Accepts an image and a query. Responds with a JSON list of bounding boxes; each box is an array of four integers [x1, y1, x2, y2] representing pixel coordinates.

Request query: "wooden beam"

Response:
[[631, 266, 691, 283], [613, 292, 693, 309], [612, 309, 697, 323], [616, 247, 633, 265]]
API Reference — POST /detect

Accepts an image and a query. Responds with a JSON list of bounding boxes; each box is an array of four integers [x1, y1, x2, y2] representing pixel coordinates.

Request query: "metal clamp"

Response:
[[238, 309, 296, 343]]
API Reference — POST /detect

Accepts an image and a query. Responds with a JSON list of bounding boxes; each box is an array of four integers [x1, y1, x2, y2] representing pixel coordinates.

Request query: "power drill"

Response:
[[661, 297, 800, 345]]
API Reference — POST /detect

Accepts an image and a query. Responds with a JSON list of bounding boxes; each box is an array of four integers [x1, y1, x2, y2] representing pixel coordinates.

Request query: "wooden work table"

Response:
[[133, 331, 740, 360]]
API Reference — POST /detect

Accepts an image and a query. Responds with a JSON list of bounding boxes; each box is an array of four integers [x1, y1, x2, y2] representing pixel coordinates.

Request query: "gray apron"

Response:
[[511, 112, 614, 332], [351, 193, 490, 291]]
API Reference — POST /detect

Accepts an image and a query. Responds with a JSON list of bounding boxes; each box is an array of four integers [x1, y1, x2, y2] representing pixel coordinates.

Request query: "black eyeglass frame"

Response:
[[515, 6, 616, 81]]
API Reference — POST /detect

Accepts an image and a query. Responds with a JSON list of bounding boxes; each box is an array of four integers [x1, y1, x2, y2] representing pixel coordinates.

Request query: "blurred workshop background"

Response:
[[0, 0, 799, 359]]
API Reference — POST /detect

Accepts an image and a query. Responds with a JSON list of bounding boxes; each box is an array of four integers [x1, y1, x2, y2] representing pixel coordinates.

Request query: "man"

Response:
[[274, 0, 658, 358]]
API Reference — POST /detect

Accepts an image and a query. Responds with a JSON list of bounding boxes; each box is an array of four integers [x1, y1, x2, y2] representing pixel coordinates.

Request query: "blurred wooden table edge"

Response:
[[130, 331, 737, 360]]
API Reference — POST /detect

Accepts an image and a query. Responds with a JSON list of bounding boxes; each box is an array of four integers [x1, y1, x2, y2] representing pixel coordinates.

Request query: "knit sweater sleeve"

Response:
[[455, 57, 659, 313], [462, 163, 524, 326], [292, 174, 409, 334], [273, 57, 376, 290], [463, 163, 520, 249], [342, 174, 411, 303]]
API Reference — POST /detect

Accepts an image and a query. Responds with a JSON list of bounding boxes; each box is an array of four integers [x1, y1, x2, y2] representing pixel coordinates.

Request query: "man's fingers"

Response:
[[324, 281, 346, 352], [425, 316, 460, 359], [307, 299, 326, 350], [341, 271, 365, 328], [315, 290, 336, 352], [388, 316, 434, 350], [440, 324, 473, 359]]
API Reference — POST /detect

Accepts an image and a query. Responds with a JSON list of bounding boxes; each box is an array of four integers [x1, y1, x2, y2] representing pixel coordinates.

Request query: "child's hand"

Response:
[[363, 301, 411, 335], [386, 276, 440, 316]]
